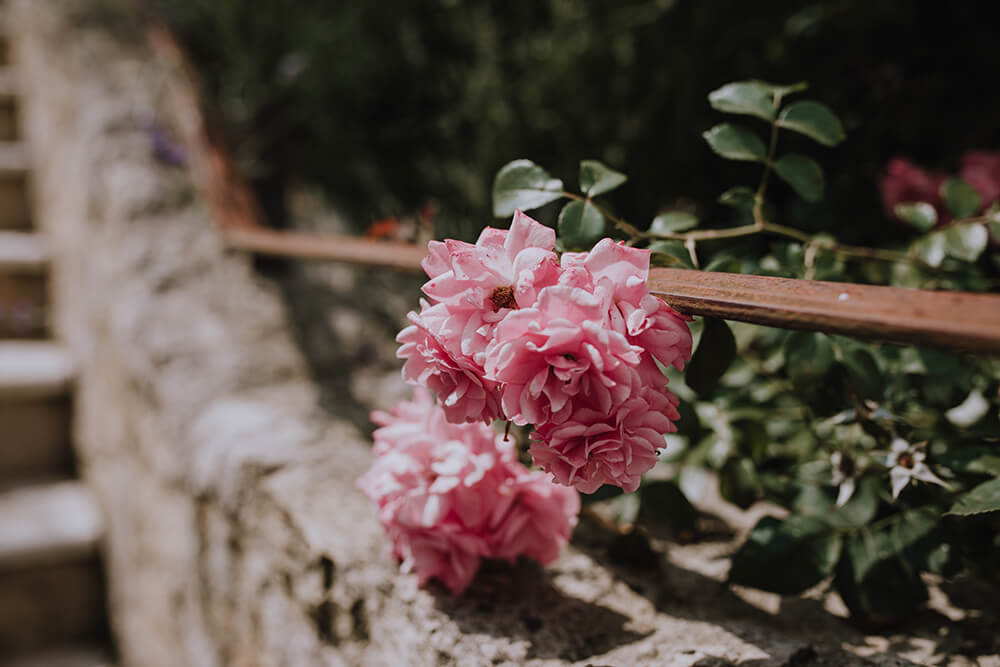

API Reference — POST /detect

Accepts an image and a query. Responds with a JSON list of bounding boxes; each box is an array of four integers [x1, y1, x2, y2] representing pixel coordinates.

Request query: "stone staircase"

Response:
[[0, 28, 114, 667]]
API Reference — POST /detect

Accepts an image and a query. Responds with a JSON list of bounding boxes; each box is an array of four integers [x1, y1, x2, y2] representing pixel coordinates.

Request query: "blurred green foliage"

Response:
[[153, 0, 1000, 240]]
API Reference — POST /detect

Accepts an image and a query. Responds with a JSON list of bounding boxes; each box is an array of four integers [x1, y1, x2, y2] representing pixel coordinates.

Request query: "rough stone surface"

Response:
[[7, 1, 999, 666]]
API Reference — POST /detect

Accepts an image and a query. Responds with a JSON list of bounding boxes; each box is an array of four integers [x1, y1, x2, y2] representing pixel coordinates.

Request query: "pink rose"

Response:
[[420, 210, 561, 365], [358, 390, 579, 594], [529, 385, 680, 493], [484, 284, 643, 426], [396, 303, 502, 424], [880, 157, 948, 223], [369, 386, 502, 458], [567, 239, 692, 372], [959, 150, 1000, 210], [487, 467, 582, 564]]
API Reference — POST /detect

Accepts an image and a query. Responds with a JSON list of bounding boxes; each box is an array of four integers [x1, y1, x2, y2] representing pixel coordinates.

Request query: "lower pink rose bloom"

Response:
[[529, 386, 680, 493], [358, 390, 580, 594]]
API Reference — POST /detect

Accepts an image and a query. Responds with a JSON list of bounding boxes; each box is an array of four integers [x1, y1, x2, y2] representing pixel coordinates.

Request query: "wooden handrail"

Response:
[[221, 225, 1000, 352], [648, 269, 1000, 353], [222, 227, 428, 274], [148, 23, 1000, 355]]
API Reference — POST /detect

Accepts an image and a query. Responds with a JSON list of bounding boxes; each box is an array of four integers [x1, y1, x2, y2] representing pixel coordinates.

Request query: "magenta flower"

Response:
[[358, 390, 579, 595], [529, 386, 680, 493], [880, 156, 948, 223]]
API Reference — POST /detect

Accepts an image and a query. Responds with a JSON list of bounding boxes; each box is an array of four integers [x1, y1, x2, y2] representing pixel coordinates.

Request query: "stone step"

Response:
[[0, 231, 47, 273], [0, 68, 16, 99], [0, 395, 73, 483], [0, 481, 104, 570], [0, 274, 46, 338], [0, 340, 74, 400], [5, 646, 115, 667], [0, 482, 108, 653], [0, 140, 27, 173], [0, 69, 17, 141], [0, 233, 48, 338], [0, 558, 108, 654], [0, 145, 30, 229], [0, 174, 31, 229]]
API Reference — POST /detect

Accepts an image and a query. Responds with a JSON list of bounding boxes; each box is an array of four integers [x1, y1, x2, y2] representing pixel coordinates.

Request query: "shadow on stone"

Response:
[[268, 259, 420, 431], [433, 557, 652, 662]]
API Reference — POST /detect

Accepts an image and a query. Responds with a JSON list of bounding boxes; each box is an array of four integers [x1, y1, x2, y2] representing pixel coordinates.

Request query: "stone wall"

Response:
[[7, 2, 992, 666]]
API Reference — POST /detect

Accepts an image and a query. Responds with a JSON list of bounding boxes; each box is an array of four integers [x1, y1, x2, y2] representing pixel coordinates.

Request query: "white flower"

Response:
[[830, 451, 857, 507], [885, 438, 950, 500]]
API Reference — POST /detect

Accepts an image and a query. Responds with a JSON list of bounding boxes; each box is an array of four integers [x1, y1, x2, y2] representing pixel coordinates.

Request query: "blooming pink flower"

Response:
[[880, 157, 948, 223], [564, 239, 692, 373], [959, 150, 1000, 211], [396, 302, 502, 424], [484, 284, 643, 426], [358, 390, 579, 594], [419, 210, 561, 367], [487, 468, 582, 564], [529, 386, 680, 493]]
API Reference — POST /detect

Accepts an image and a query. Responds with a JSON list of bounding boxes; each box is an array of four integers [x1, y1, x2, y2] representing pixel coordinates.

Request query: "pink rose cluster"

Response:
[[357, 389, 580, 594], [397, 210, 693, 493], [880, 151, 1000, 225]]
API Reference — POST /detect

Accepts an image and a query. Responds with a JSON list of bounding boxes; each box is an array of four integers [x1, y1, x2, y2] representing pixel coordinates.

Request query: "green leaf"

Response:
[[911, 231, 948, 267], [719, 458, 759, 509], [777, 100, 846, 146], [840, 347, 883, 400], [728, 515, 842, 595], [948, 479, 1000, 516], [672, 398, 702, 439], [718, 185, 756, 210], [827, 476, 881, 529], [785, 332, 835, 386], [943, 223, 988, 262], [650, 211, 698, 235], [893, 202, 938, 231], [936, 447, 1000, 476], [940, 178, 982, 219], [557, 200, 605, 249], [705, 256, 742, 273], [773, 153, 825, 202], [708, 81, 777, 121], [492, 159, 564, 217], [750, 80, 809, 97], [638, 480, 698, 539], [579, 160, 627, 197], [702, 123, 768, 163], [580, 484, 625, 506], [686, 318, 737, 396], [988, 219, 1000, 240], [845, 509, 939, 583], [648, 240, 695, 269], [834, 535, 929, 629]]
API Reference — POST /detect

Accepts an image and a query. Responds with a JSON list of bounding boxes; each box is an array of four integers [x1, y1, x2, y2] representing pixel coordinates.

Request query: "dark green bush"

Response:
[[154, 0, 1000, 240]]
